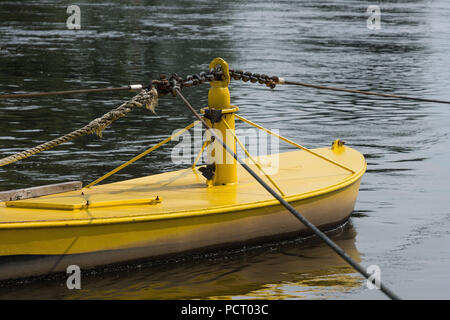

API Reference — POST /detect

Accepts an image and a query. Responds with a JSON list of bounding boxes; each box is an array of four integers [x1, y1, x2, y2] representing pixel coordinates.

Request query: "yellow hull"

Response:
[[0, 147, 366, 280]]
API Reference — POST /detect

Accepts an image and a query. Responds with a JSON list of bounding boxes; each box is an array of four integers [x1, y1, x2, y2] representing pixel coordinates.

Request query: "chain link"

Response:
[[150, 67, 279, 97], [228, 69, 278, 88]]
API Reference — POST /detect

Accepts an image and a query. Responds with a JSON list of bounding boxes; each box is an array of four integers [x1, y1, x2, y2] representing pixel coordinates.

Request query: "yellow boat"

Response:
[[0, 58, 366, 281]]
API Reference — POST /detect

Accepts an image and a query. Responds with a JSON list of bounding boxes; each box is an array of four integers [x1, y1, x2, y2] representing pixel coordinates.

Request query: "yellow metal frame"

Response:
[[6, 196, 162, 211], [222, 118, 286, 197], [234, 114, 355, 174], [192, 140, 210, 170], [84, 120, 200, 188]]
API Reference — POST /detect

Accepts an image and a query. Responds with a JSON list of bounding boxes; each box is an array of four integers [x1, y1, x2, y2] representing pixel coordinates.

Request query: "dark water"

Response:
[[1, 0, 449, 299]]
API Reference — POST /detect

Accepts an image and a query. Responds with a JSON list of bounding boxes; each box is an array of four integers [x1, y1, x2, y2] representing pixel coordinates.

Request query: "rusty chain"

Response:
[[153, 68, 450, 105], [150, 67, 279, 97]]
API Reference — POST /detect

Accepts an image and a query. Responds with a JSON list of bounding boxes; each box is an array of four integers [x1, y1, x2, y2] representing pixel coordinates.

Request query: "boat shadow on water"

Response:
[[0, 220, 362, 300]]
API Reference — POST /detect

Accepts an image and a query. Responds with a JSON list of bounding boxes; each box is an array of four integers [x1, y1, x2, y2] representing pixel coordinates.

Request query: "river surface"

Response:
[[0, 0, 449, 299]]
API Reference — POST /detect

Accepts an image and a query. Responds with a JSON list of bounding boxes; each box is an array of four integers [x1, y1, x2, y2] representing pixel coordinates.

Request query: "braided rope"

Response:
[[0, 88, 158, 167]]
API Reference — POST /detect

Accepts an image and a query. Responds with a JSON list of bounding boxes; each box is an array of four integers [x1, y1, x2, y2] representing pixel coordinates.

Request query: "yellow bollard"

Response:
[[205, 57, 238, 185]]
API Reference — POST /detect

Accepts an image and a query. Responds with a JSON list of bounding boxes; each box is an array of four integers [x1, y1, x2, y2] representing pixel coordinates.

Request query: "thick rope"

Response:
[[0, 88, 158, 167]]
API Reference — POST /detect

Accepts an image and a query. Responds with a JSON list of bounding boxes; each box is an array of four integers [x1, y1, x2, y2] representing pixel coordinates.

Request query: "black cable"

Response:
[[175, 87, 401, 300], [280, 80, 450, 104], [227, 69, 450, 104]]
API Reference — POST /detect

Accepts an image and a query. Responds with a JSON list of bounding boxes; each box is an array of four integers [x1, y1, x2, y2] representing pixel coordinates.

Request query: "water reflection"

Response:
[[0, 222, 361, 300]]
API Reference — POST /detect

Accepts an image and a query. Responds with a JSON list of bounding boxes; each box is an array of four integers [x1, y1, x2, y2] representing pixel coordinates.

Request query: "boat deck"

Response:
[[0, 147, 366, 228]]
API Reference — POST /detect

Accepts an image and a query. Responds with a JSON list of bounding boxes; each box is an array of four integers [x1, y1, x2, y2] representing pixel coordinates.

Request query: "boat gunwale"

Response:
[[0, 160, 366, 230]]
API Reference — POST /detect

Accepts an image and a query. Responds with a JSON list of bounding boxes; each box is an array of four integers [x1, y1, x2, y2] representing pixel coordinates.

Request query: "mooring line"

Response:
[[3, 68, 449, 105], [279, 79, 450, 105], [226, 69, 450, 105], [174, 86, 401, 300], [0, 88, 158, 167], [0, 85, 143, 99]]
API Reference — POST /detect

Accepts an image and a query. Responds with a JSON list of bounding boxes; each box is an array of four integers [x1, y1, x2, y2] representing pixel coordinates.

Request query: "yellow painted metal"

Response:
[[222, 118, 286, 197], [6, 196, 161, 211], [207, 57, 237, 185], [235, 114, 356, 174], [192, 140, 210, 170], [208, 57, 231, 109], [84, 120, 200, 188], [331, 139, 346, 155]]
